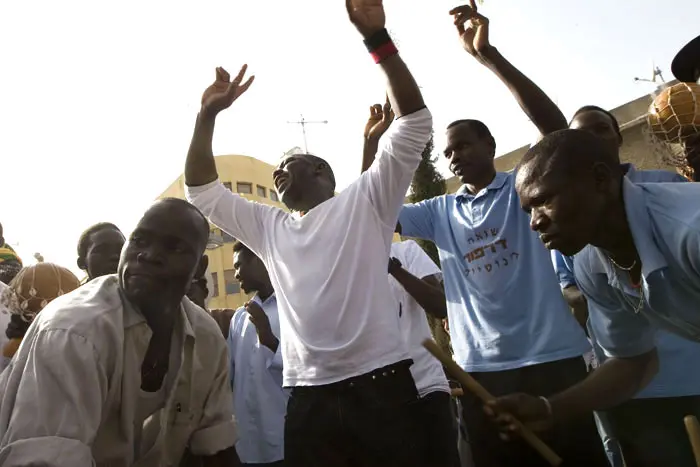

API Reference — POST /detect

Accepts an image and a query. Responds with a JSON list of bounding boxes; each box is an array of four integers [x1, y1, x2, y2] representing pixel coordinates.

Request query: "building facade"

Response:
[[444, 82, 682, 193], [158, 155, 286, 310]]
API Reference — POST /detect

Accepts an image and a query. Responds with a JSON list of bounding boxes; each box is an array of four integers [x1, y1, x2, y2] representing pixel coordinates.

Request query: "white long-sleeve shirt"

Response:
[[0, 275, 237, 466], [228, 293, 288, 463], [187, 108, 432, 386]]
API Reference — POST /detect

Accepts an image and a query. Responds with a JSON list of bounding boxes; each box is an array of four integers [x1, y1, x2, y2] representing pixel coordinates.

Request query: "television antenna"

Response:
[[287, 115, 328, 153]]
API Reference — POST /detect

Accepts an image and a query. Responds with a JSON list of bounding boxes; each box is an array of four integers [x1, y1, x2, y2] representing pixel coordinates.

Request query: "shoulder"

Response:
[[35, 275, 124, 339], [629, 169, 687, 183], [642, 183, 700, 231], [572, 246, 603, 285]]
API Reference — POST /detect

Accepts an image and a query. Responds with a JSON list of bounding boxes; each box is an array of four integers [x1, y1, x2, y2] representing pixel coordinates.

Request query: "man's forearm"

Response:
[[361, 138, 380, 173], [479, 46, 567, 136], [185, 113, 219, 187], [377, 53, 425, 118], [390, 269, 447, 318], [549, 349, 658, 422]]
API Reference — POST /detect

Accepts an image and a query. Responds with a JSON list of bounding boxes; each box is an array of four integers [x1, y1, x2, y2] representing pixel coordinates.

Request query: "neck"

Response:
[[590, 194, 638, 265], [298, 190, 333, 212], [464, 169, 497, 195], [257, 283, 274, 302], [140, 300, 180, 335]]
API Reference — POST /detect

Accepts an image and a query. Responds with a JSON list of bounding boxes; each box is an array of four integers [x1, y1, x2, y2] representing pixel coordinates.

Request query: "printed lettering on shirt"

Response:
[[462, 228, 520, 277]]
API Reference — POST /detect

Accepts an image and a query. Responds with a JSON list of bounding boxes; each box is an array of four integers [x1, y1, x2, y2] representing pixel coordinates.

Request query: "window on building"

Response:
[[270, 190, 279, 202], [210, 272, 219, 297], [256, 185, 267, 198], [223, 182, 232, 191], [224, 269, 241, 295], [237, 182, 252, 194], [221, 230, 235, 243]]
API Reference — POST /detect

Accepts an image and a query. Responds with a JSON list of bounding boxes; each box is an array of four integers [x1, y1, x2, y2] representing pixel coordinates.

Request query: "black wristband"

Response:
[[364, 28, 392, 52]]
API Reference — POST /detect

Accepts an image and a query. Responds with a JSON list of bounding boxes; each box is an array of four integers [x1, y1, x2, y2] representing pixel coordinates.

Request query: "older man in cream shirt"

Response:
[[0, 199, 240, 466]]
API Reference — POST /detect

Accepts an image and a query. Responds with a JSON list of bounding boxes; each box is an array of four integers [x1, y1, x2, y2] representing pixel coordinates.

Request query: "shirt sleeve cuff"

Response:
[[189, 417, 238, 456], [0, 437, 94, 466], [185, 178, 222, 197]]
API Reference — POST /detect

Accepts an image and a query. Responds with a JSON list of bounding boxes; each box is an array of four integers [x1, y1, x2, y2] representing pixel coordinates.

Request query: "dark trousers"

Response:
[[460, 357, 610, 467], [242, 463, 284, 467], [413, 391, 462, 467], [284, 360, 424, 467], [606, 395, 700, 467]]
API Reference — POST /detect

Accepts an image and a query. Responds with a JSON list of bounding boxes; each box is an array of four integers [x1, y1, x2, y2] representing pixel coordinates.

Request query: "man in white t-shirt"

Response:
[[388, 240, 459, 467], [184, 3, 432, 466]]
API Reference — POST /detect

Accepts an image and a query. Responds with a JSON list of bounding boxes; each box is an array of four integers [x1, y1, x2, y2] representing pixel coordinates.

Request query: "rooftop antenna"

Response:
[[287, 115, 328, 153]]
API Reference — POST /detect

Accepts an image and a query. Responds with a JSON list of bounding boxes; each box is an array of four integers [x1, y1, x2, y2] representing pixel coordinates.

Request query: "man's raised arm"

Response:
[[450, 6, 567, 136], [184, 66, 278, 257]]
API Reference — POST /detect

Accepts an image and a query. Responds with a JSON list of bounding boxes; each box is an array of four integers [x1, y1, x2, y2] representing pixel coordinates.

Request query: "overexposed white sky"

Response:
[[1, 0, 698, 274]]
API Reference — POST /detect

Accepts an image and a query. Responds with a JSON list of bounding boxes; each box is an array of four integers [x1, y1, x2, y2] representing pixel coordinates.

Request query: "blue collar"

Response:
[[590, 177, 668, 279], [455, 172, 509, 201]]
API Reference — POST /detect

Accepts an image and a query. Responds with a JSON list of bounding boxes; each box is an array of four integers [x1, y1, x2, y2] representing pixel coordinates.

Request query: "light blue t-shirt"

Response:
[[399, 172, 589, 372], [575, 178, 700, 361]]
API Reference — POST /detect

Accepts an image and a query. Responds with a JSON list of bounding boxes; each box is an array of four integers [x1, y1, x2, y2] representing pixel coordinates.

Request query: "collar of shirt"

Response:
[[118, 286, 196, 340], [588, 177, 669, 285], [455, 172, 510, 202], [249, 293, 277, 314]]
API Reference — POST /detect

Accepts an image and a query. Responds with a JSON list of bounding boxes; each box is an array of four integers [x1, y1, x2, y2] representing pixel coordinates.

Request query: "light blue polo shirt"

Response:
[[399, 172, 589, 372], [575, 178, 700, 362]]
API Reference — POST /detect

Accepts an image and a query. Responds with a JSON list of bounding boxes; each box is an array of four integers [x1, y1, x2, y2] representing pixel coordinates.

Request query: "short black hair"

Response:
[[301, 154, 336, 191], [157, 198, 210, 244], [570, 105, 622, 139], [77, 222, 122, 260], [232, 240, 251, 256], [518, 128, 620, 179], [446, 119, 496, 148]]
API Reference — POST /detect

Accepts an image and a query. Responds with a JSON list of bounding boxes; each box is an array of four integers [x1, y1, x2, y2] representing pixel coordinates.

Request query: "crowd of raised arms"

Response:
[[0, 2, 699, 467]]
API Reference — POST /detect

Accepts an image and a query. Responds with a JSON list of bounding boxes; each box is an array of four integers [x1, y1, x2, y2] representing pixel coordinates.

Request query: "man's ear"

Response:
[[195, 255, 209, 280]]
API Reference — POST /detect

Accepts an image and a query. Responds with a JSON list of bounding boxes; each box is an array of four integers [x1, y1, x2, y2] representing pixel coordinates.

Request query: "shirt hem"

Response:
[[457, 347, 589, 373]]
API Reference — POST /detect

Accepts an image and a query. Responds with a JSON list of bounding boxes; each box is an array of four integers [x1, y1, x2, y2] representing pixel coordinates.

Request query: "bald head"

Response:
[[515, 129, 623, 256]]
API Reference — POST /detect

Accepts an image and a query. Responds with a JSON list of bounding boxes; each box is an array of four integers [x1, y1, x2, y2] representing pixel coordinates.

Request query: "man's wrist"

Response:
[[477, 45, 499, 65], [259, 331, 279, 352]]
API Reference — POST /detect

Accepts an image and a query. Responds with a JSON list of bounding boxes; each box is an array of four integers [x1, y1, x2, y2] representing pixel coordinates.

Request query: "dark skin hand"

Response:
[[246, 301, 279, 353], [389, 257, 447, 319], [485, 349, 658, 439], [361, 97, 395, 173], [449, 6, 567, 136]]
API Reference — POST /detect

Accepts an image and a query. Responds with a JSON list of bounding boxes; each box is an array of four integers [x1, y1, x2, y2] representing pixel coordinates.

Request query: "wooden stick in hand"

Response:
[[685, 415, 700, 467], [422, 339, 562, 466]]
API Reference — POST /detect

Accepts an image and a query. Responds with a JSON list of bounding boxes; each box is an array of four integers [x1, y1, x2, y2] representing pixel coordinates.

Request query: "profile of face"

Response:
[[81, 228, 125, 280], [233, 247, 269, 295], [516, 156, 613, 257], [444, 123, 495, 184], [273, 154, 331, 211], [569, 110, 621, 157], [118, 200, 208, 308]]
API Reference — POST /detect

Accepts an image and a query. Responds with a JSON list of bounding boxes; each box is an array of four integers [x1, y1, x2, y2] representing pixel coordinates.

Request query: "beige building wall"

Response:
[[444, 81, 681, 194], [157, 155, 286, 310]]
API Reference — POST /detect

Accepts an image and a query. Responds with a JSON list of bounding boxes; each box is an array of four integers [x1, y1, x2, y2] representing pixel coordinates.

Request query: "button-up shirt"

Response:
[[575, 178, 700, 357], [228, 293, 288, 464], [0, 275, 237, 466], [399, 171, 589, 372]]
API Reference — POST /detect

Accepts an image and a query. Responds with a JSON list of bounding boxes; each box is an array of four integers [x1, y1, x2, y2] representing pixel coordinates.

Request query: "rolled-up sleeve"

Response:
[[361, 108, 433, 227], [399, 199, 439, 241], [186, 180, 281, 257], [189, 340, 237, 456], [0, 329, 107, 466]]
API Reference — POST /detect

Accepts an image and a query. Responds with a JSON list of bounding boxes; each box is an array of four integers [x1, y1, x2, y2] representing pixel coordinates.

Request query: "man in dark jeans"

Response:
[[183, 1, 432, 465]]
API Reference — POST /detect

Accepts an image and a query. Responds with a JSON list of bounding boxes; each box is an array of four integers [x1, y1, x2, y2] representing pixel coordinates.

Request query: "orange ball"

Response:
[[647, 82, 700, 143], [10, 263, 80, 315]]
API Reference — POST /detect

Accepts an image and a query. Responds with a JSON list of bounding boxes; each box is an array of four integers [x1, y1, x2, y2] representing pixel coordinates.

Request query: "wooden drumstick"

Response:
[[684, 415, 700, 467], [423, 339, 563, 466]]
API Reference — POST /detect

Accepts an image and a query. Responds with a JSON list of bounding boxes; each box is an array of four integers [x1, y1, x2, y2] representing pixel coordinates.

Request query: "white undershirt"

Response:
[[187, 108, 433, 386], [389, 240, 450, 397]]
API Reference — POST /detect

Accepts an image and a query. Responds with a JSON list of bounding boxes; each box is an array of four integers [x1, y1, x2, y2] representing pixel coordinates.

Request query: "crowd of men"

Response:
[[0, 2, 699, 466]]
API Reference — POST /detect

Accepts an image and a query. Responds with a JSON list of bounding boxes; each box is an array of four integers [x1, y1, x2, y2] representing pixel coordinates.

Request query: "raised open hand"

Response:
[[346, 0, 385, 38], [201, 64, 255, 118], [450, 5, 491, 59], [364, 96, 395, 141]]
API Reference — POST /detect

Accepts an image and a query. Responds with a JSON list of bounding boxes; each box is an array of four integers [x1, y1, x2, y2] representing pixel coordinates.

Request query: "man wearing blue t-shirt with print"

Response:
[[397, 8, 607, 466]]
